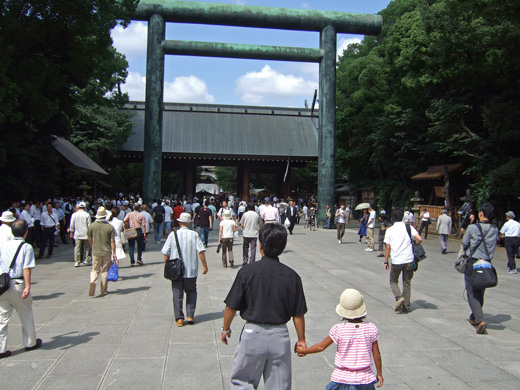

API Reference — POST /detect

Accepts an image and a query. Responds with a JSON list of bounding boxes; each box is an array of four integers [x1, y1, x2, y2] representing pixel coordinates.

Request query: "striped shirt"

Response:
[[329, 322, 378, 385], [161, 227, 205, 278]]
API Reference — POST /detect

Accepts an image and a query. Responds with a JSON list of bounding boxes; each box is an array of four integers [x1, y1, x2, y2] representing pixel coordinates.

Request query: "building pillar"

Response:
[[143, 14, 165, 204], [183, 163, 196, 198], [317, 25, 336, 226]]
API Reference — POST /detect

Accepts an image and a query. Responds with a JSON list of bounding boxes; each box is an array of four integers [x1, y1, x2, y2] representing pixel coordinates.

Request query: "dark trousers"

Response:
[[39, 227, 56, 257], [59, 220, 68, 244], [33, 220, 41, 248], [171, 277, 197, 321], [465, 258, 486, 324], [128, 229, 144, 264], [288, 217, 296, 234], [418, 221, 429, 238], [242, 237, 257, 264], [25, 227, 35, 247], [336, 223, 345, 241], [505, 237, 519, 270]]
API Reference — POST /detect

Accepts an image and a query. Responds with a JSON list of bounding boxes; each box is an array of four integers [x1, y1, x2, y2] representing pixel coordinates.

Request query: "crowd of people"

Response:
[[1, 192, 518, 389]]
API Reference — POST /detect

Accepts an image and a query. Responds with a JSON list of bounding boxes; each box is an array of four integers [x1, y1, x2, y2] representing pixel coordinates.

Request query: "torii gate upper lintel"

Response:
[[131, 0, 382, 221]]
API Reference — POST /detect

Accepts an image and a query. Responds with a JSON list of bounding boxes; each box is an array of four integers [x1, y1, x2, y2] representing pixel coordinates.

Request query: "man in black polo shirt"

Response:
[[221, 223, 307, 390]]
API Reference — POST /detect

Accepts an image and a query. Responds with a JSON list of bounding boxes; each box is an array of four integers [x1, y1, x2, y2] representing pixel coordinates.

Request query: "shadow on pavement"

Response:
[[33, 292, 65, 301]]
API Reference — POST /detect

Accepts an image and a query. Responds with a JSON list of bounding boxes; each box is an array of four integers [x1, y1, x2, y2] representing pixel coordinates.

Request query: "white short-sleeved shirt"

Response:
[[220, 219, 236, 239], [500, 219, 520, 237], [161, 227, 205, 278], [384, 222, 416, 265], [164, 206, 173, 222], [367, 210, 376, 228], [0, 238, 35, 279]]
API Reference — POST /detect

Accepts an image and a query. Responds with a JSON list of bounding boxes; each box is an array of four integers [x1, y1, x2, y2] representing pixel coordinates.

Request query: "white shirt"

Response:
[[29, 204, 41, 221], [421, 211, 430, 222], [0, 237, 35, 279], [140, 211, 153, 232], [258, 204, 267, 216], [164, 206, 173, 222], [20, 209, 34, 228], [161, 227, 205, 278], [367, 210, 376, 229], [69, 209, 91, 240], [0, 224, 14, 243], [220, 219, 236, 239], [41, 210, 60, 228], [384, 222, 417, 265], [500, 219, 520, 237]]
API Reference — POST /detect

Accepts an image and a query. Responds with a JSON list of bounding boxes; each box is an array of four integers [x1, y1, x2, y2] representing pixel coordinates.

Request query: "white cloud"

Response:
[[286, 63, 319, 81], [121, 72, 215, 103], [301, 3, 311, 9], [111, 21, 148, 59], [235, 65, 319, 105], [337, 37, 362, 59], [164, 76, 215, 103], [121, 71, 146, 101]]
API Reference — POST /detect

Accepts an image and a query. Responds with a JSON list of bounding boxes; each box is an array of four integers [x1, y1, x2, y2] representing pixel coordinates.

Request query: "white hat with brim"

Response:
[[78, 202, 86, 208], [177, 212, 192, 224], [0, 211, 16, 223], [223, 210, 232, 220], [335, 289, 367, 320], [95, 207, 107, 219], [506, 211, 515, 219]]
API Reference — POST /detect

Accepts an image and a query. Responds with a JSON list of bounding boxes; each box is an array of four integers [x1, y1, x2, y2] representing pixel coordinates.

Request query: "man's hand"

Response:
[[384, 262, 390, 271], [221, 329, 232, 345], [294, 340, 307, 357], [202, 265, 208, 275], [22, 287, 30, 299]]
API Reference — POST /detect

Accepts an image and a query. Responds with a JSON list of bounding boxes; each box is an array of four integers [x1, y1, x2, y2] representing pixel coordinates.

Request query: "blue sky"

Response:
[[112, 0, 392, 107]]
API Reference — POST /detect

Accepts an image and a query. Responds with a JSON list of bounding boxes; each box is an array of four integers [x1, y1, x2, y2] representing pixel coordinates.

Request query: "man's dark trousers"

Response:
[[505, 236, 519, 270]]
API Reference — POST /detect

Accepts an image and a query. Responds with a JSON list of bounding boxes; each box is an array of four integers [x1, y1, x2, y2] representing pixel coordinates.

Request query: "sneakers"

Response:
[[476, 321, 487, 334], [377, 253, 385, 257], [338, 240, 341, 244], [137, 260, 144, 265], [25, 338, 43, 351], [75, 262, 80, 267], [395, 297, 405, 312], [83, 261, 92, 266], [366, 249, 374, 252], [507, 268, 518, 274]]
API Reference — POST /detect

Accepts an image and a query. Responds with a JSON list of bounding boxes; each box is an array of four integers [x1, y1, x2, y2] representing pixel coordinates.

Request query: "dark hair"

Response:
[[259, 223, 287, 258], [379, 214, 386, 221], [11, 219, 28, 238], [247, 202, 255, 211], [479, 203, 494, 220], [392, 207, 404, 221], [133, 204, 141, 211]]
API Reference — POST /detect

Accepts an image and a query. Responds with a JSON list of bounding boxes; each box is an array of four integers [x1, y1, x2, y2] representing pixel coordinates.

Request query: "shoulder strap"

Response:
[[475, 223, 491, 259], [9, 242, 25, 270], [405, 224, 413, 244], [173, 229, 183, 260]]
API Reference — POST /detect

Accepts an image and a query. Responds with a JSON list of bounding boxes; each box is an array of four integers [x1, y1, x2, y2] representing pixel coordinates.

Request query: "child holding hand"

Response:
[[296, 289, 383, 390]]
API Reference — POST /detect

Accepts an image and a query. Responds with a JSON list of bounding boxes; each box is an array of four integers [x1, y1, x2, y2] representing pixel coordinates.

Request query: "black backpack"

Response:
[[154, 209, 164, 223]]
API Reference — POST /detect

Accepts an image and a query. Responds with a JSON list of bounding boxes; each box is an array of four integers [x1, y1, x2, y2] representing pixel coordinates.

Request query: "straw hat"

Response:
[[95, 207, 107, 219], [223, 210, 232, 220], [0, 211, 16, 223], [336, 289, 367, 320]]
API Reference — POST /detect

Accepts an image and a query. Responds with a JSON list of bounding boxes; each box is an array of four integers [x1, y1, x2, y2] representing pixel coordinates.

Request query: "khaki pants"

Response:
[[75, 239, 91, 264], [366, 228, 375, 249], [90, 255, 113, 296], [221, 238, 234, 267], [0, 280, 37, 353], [389, 263, 414, 311]]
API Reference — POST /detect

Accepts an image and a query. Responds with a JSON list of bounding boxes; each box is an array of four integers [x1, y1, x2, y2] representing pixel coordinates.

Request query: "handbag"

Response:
[[107, 262, 119, 282], [405, 225, 426, 271], [456, 224, 489, 274], [124, 227, 137, 240], [284, 218, 291, 228], [120, 229, 128, 245], [471, 260, 498, 288], [164, 230, 185, 281], [0, 242, 25, 296]]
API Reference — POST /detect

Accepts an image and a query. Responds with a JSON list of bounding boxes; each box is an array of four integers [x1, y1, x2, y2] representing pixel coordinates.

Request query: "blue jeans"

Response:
[[128, 229, 144, 264], [154, 222, 163, 242], [326, 381, 376, 390], [327, 218, 331, 229], [199, 226, 210, 245]]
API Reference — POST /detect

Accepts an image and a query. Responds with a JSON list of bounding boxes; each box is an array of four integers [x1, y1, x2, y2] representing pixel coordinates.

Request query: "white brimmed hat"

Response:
[[506, 211, 515, 219], [95, 207, 107, 219], [78, 202, 86, 208], [223, 210, 232, 219], [177, 212, 192, 223], [0, 211, 16, 223], [336, 289, 367, 320]]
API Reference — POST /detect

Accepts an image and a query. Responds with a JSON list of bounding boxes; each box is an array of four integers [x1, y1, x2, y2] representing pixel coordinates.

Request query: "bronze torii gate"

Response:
[[130, 0, 382, 223]]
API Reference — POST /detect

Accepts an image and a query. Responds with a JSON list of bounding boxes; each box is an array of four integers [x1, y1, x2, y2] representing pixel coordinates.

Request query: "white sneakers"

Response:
[[365, 248, 374, 252]]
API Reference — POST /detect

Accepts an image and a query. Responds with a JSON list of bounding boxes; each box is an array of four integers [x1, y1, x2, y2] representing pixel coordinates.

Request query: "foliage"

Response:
[[215, 166, 237, 193], [0, 0, 138, 204], [335, 0, 520, 212]]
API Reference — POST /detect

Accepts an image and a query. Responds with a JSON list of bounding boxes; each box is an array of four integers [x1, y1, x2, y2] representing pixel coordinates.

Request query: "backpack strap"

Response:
[[474, 223, 492, 260], [9, 242, 25, 271]]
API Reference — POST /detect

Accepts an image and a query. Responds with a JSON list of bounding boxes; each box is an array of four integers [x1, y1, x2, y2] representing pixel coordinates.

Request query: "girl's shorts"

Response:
[[326, 381, 376, 390]]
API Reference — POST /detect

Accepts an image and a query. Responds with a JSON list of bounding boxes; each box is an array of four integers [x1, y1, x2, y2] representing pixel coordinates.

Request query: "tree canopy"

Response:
[[0, 0, 137, 203], [336, 0, 520, 211]]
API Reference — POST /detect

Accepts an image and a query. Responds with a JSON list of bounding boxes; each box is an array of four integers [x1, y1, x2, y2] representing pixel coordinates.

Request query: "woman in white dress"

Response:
[[108, 207, 126, 266]]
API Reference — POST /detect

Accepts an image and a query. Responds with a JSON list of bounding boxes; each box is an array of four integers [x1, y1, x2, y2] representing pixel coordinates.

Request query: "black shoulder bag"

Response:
[[164, 230, 185, 281], [455, 223, 484, 273], [470, 224, 498, 288], [0, 242, 25, 295], [405, 224, 427, 272]]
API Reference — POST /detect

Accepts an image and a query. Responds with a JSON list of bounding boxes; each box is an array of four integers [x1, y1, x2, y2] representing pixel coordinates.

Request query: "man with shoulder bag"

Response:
[[460, 203, 498, 335], [0, 219, 43, 359]]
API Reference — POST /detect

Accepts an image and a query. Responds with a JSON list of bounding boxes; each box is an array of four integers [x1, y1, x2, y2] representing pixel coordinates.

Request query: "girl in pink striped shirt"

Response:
[[296, 289, 383, 390]]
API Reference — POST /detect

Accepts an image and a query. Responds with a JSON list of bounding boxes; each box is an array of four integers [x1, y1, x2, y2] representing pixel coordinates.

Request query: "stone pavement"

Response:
[[2, 223, 520, 390]]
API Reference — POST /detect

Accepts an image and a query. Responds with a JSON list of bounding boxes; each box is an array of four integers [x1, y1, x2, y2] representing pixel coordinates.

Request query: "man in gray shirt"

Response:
[[461, 203, 498, 334], [240, 202, 262, 265]]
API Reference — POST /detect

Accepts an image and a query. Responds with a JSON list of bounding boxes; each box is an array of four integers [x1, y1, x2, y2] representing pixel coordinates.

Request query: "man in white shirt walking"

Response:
[[240, 203, 262, 265], [365, 204, 377, 252], [384, 207, 422, 313], [69, 202, 92, 267], [37, 203, 60, 259], [499, 211, 520, 273]]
